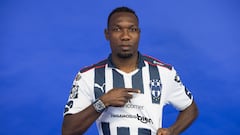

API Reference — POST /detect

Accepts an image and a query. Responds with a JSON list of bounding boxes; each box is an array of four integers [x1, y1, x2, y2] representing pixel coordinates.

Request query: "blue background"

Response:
[[1, 0, 240, 134]]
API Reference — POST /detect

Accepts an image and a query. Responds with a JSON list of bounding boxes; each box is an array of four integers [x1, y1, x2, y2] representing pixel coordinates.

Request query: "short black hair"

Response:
[[107, 6, 139, 28]]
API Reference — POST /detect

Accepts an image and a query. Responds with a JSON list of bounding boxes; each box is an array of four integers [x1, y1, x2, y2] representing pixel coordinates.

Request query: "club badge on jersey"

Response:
[[149, 79, 162, 104]]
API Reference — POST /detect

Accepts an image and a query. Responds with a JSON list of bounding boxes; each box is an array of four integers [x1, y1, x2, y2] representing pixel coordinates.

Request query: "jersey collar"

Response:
[[107, 52, 146, 69]]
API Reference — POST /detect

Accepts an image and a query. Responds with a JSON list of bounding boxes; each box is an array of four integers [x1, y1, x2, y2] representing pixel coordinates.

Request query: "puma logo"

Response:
[[94, 83, 105, 93]]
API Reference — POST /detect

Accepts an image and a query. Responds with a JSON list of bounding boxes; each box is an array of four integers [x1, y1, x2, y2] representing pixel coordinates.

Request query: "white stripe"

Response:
[[124, 74, 132, 88], [105, 65, 113, 92], [131, 126, 138, 135]]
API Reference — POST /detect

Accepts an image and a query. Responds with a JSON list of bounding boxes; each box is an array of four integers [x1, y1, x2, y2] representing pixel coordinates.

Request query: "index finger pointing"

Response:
[[126, 89, 141, 93]]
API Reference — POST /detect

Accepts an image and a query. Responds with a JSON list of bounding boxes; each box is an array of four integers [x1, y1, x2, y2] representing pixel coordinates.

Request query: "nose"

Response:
[[120, 29, 130, 41]]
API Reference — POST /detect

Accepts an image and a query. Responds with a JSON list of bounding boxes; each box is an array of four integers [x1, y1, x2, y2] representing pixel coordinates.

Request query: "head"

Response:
[[105, 6, 141, 59]]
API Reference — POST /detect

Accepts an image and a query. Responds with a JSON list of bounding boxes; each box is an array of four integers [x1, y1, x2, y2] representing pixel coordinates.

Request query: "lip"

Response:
[[120, 45, 131, 50]]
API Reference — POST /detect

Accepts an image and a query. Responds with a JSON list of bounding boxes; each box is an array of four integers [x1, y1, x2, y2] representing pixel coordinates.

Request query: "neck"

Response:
[[112, 53, 138, 73]]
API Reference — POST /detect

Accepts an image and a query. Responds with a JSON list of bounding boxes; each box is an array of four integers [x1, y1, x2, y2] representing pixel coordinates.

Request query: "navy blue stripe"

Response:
[[149, 64, 161, 104], [112, 69, 124, 88], [94, 67, 105, 99], [132, 69, 144, 93], [149, 64, 160, 80], [101, 122, 110, 135], [138, 128, 151, 135], [117, 127, 130, 135]]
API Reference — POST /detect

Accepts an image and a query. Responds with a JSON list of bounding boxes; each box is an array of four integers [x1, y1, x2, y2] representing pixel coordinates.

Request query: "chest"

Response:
[[93, 67, 170, 106]]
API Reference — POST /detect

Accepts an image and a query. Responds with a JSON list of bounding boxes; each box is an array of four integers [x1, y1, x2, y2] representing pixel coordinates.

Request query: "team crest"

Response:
[[149, 79, 162, 104]]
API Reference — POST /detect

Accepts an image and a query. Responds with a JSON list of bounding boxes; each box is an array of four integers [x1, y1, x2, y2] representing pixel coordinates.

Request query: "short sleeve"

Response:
[[63, 71, 93, 116], [166, 67, 193, 111]]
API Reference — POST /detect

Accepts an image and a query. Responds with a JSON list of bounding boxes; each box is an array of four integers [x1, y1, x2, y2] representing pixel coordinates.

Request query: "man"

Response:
[[62, 6, 198, 135]]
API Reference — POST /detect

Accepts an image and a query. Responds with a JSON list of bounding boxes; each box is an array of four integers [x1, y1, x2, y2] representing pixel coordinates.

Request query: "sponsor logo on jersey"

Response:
[[70, 85, 78, 99], [136, 114, 153, 124], [124, 103, 144, 110], [149, 79, 162, 104], [94, 83, 106, 93], [153, 60, 164, 66], [174, 73, 183, 86], [185, 88, 192, 99], [174, 74, 181, 83], [75, 73, 81, 81], [111, 113, 153, 125], [111, 114, 137, 119], [64, 100, 73, 113]]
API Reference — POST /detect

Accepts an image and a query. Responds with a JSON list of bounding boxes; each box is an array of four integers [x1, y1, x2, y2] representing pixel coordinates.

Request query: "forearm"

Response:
[[61, 88, 138, 135], [62, 104, 101, 135], [169, 101, 198, 134]]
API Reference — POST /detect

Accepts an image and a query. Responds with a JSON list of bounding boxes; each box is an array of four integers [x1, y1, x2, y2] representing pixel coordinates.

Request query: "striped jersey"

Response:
[[64, 53, 193, 135]]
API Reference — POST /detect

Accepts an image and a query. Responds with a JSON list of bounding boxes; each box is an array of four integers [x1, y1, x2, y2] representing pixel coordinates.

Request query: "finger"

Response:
[[125, 93, 133, 99], [126, 88, 141, 93], [157, 128, 169, 135]]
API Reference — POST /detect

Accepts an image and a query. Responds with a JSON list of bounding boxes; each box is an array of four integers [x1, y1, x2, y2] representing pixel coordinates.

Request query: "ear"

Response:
[[104, 28, 110, 41]]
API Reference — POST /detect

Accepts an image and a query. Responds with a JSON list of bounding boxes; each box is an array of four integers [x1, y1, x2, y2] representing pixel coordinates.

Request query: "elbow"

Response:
[[189, 101, 199, 122], [193, 101, 199, 118]]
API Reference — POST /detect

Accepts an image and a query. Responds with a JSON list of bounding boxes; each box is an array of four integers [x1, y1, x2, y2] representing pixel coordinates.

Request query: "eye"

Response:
[[111, 26, 121, 32], [129, 27, 139, 32]]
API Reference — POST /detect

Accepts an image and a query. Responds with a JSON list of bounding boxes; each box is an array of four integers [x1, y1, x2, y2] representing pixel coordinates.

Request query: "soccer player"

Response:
[[62, 6, 198, 135]]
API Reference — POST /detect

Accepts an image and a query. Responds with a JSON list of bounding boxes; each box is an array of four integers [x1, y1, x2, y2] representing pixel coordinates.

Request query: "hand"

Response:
[[100, 88, 140, 107], [157, 128, 174, 135]]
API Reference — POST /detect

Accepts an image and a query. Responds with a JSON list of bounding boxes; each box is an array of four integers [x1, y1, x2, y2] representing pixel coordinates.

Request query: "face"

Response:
[[105, 12, 140, 59]]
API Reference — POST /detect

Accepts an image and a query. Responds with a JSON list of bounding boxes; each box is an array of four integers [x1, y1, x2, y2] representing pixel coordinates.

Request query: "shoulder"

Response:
[[80, 59, 108, 73], [142, 54, 172, 70]]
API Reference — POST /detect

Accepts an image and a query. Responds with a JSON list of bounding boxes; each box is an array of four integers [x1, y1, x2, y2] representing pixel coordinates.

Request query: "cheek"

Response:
[[109, 36, 120, 45], [133, 36, 140, 46], [109, 42, 117, 51], [110, 34, 120, 41]]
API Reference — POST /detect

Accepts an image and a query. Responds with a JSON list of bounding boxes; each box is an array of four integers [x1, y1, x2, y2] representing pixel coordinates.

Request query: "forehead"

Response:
[[108, 12, 139, 27]]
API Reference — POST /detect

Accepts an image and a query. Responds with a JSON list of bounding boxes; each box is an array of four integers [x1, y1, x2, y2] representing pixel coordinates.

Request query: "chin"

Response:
[[117, 53, 133, 59]]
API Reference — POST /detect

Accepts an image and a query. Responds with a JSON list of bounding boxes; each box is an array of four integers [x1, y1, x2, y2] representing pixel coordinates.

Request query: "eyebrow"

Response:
[[110, 24, 138, 28]]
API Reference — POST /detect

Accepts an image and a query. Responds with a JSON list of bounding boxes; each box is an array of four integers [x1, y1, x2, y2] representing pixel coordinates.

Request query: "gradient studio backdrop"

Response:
[[1, 0, 240, 135]]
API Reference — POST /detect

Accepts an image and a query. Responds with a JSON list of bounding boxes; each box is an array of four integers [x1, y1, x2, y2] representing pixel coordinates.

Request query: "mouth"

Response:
[[120, 44, 131, 51]]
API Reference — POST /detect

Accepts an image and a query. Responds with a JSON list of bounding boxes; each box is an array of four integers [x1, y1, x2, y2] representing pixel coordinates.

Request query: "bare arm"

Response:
[[62, 88, 140, 135], [62, 104, 101, 135], [157, 101, 198, 135]]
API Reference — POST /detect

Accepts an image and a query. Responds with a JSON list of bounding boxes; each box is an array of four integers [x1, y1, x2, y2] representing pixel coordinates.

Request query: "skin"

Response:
[[62, 12, 198, 135], [157, 102, 198, 135]]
